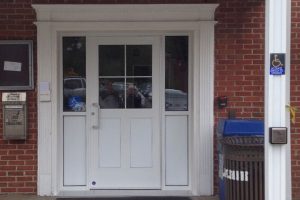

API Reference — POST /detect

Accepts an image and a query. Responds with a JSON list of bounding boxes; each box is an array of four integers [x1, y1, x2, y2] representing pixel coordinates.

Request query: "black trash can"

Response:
[[218, 119, 264, 200]]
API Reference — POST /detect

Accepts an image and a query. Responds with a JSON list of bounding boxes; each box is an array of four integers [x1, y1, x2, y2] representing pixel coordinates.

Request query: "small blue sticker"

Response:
[[270, 53, 285, 75]]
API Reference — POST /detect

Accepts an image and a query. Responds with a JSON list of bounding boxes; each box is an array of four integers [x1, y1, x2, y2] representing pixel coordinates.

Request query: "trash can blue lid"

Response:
[[222, 119, 264, 136]]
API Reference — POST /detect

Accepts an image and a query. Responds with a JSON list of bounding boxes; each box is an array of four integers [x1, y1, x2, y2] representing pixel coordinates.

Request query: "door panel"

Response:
[[87, 37, 161, 189], [99, 118, 121, 168], [130, 118, 153, 168], [63, 116, 86, 186], [165, 116, 188, 186]]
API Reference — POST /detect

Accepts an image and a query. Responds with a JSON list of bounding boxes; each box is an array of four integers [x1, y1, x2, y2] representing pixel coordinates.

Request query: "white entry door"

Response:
[[86, 37, 161, 189]]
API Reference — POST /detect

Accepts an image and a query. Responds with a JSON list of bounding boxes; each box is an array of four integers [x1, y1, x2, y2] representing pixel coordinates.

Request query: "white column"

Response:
[[265, 1, 291, 200], [36, 22, 53, 196], [193, 22, 215, 196]]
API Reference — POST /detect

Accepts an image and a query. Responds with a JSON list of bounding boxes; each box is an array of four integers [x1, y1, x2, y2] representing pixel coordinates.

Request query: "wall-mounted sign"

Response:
[[270, 53, 285, 75], [0, 41, 34, 90], [2, 92, 26, 102]]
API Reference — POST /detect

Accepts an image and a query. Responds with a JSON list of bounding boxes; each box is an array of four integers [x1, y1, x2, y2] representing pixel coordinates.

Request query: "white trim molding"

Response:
[[36, 22, 53, 195], [33, 4, 218, 196], [265, 0, 292, 200], [198, 22, 215, 196], [33, 4, 217, 22]]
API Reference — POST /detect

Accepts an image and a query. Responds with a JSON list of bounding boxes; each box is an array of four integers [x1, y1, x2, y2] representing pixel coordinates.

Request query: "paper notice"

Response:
[[39, 81, 51, 102], [4, 61, 22, 72], [39, 81, 50, 95]]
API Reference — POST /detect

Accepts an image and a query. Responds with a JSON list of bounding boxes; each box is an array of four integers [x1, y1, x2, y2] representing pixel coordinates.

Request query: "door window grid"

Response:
[[99, 45, 152, 109]]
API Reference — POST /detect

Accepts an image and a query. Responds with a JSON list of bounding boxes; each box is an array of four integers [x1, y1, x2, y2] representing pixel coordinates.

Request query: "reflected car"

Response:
[[63, 77, 86, 111], [165, 89, 188, 111], [64, 77, 86, 98]]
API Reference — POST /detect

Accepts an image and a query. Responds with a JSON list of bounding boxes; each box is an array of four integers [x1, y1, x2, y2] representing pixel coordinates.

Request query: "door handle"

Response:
[[91, 102, 100, 129]]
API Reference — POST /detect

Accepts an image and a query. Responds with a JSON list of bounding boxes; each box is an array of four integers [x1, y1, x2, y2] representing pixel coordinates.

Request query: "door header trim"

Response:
[[33, 4, 218, 22]]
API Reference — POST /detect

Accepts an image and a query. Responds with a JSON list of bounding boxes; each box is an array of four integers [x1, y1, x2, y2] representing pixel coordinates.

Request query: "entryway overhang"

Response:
[[33, 4, 218, 197]]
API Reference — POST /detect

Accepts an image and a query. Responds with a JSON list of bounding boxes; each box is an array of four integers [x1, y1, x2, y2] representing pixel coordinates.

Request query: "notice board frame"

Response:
[[0, 40, 34, 90]]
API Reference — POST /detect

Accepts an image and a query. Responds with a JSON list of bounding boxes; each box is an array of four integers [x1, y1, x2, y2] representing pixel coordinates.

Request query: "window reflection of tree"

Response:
[[63, 37, 86, 78], [165, 36, 188, 93]]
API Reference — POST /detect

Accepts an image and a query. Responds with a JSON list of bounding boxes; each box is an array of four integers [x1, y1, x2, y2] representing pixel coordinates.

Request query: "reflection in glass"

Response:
[[165, 36, 188, 111], [126, 45, 152, 76], [126, 78, 152, 109], [99, 78, 125, 109], [99, 44, 153, 109], [99, 45, 125, 76], [63, 37, 86, 112]]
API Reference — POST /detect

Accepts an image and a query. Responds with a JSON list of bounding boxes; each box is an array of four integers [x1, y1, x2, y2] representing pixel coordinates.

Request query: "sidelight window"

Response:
[[62, 37, 86, 112], [165, 36, 189, 111]]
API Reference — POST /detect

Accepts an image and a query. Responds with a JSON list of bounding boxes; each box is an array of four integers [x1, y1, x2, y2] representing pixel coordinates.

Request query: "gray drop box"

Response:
[[2, 93, 27, 140]]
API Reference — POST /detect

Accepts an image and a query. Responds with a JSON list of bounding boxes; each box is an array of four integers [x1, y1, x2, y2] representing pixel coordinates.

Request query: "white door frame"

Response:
[[33, 4, 218, 196]]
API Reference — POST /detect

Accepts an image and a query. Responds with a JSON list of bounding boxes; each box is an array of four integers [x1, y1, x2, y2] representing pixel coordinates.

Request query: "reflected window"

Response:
[[99, 45, 125, 76], [63, 37, 86, 112], [165, 36, 188, 111], [126, 45, 152, 76], [99, 45, 152, 109]]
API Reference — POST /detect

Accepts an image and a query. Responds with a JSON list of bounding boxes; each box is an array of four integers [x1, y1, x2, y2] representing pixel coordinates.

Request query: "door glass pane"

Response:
[[99, 44, 153, 109], [126, 45, 152, 76], [99, 45, 125, 76], [165, 36, 188, 111], [126, 78, 152, 109], [63, 37, 86, 112], [99, 78, 125, 109]]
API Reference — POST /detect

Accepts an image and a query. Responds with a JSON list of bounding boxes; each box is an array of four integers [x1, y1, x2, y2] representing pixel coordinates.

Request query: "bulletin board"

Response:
[[0, 41, 33, 90]]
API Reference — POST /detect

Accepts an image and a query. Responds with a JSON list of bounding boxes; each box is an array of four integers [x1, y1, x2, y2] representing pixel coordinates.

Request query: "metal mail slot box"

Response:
[[2, 93, 27, 140]]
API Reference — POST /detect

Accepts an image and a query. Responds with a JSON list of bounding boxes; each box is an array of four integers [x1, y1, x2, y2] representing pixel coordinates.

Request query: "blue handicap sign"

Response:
[[270, 53, 285, 75]]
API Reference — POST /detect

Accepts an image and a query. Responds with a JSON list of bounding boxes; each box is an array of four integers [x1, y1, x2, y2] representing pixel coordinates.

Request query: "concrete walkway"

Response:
[[0, 195, 55, 200], [0, 195, 219, 200]]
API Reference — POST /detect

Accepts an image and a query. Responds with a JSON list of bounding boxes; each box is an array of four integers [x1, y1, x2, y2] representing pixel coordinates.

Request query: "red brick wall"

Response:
[[215, 0, 265, 120], [291, 0, 300, 199], [214, 1, 300, 199], [214, 0, 265, 194], [0, 0, 37, 194]]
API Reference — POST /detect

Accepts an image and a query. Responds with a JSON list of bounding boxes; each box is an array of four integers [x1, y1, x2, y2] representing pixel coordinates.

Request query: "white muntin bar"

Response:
[[265, 0, 292, 200]]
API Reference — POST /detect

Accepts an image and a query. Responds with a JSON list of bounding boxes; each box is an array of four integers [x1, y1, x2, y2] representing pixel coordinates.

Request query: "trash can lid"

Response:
[[222, 119, 264, 136]]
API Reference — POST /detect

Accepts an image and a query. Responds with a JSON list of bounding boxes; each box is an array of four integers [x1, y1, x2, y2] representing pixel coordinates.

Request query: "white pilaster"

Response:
[[265, 0, 291, 200], [196, 22, 215, 196], [36, 22, 53, 196]]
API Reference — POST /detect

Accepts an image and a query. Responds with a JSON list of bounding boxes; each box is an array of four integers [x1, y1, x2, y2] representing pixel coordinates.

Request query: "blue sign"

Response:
[[270, 53, 285, 75], [68, 96, 86, 111]]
